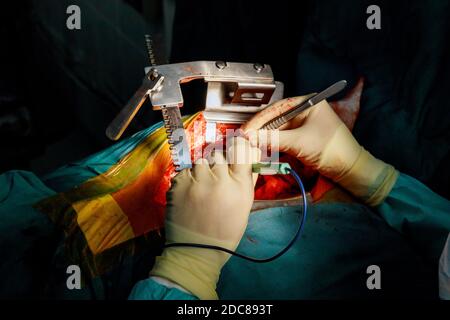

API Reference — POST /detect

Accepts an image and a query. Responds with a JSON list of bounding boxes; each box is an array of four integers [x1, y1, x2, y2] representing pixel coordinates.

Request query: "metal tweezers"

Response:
[[262, 80, 348, 129]]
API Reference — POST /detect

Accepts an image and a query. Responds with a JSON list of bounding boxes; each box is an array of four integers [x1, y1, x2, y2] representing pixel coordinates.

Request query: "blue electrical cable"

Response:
[[164, 168, 308, 263]]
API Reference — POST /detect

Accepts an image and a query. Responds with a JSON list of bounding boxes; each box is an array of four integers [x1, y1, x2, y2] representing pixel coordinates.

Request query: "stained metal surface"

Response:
[[203, 81, 284, 124], [148, 61, 276, 109]]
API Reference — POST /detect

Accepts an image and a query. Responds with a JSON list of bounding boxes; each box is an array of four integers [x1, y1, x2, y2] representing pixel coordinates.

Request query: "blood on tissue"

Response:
[[166, 113, 305, 200]]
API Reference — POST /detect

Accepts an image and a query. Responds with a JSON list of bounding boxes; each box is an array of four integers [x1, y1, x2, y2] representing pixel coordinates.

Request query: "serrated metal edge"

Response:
[[161, 106, 192, 171], [264, 116, 286, 130]]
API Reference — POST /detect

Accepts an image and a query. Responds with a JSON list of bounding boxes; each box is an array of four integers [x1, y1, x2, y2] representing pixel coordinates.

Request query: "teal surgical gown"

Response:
[[129, 173, 450, 300]]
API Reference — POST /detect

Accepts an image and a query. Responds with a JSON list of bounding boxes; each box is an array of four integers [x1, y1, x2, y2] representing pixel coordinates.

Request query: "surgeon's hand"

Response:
[[150, 137, 260, 300], [242, 95, 398, 206]]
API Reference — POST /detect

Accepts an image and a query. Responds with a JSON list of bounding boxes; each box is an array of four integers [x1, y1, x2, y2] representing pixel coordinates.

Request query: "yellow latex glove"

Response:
[[242, 95, 399, 206], [150, 137, 260, 299]]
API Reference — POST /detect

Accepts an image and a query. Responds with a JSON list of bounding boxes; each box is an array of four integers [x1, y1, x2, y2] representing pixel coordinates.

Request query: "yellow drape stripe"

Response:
[[71, 114, 200, 255], [73, 194, 135, 255]]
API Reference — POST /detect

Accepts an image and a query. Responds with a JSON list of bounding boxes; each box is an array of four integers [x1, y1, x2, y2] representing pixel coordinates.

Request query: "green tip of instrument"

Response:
[[252, 162, 292, 175]]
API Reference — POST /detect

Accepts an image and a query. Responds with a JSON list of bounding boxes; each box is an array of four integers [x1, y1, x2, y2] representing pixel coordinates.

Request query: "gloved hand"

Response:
[[150, 137, 260, 299], [242, 95, 398, 206]]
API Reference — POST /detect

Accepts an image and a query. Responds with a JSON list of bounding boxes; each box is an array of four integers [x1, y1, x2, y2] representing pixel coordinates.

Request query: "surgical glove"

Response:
[[242, 95, 398, 206], [150, 137, 260, 299]]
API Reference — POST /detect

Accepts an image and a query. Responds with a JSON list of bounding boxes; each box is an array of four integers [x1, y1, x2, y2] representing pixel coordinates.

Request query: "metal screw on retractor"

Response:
[[215, 61, 227, 70], [145, 34, 157, 66], [254, 63, 265, 73], [150, 69, 159, 81]]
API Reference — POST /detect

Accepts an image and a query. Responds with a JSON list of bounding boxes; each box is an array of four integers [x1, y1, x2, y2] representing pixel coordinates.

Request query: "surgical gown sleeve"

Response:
[[377, 173, 450, 263], [129, 277, 198, 300], [129, 172, 450, 300]]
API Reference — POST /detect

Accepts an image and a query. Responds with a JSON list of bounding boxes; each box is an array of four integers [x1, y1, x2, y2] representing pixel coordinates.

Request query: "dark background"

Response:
[[1, 0, 449, 199]]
